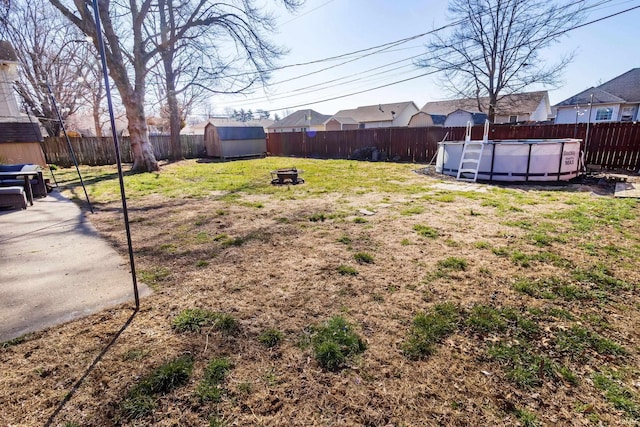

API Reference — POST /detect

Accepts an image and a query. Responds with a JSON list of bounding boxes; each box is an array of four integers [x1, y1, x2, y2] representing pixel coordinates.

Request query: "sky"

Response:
[[201, 0, 640, 120]]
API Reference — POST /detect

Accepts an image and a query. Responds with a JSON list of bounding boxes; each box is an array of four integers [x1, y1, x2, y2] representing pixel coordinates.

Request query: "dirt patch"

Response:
[[1, 167, 639, 426]]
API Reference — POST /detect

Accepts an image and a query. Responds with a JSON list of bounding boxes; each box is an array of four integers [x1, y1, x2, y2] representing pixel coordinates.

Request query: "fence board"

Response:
[[43, 135, 205, 167], [44, 123, 640, 171], [267, 123, 640, 171]]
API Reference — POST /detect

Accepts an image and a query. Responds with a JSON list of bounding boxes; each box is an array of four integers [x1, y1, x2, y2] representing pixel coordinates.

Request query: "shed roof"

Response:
[[268, 109, 331, 129], [182, 117, 273, 135], [332, 101, 417, 123], [422, 91, 547, 116], [207, 124, 265, 141]]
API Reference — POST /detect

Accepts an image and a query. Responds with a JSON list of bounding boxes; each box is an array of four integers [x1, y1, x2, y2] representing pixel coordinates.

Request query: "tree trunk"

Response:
[[488, 93, 497, 123], [163, 57, 182, 160], [92, 94, 103, 138], [159, 0, 182, 161], [122, 91, 159, 172]]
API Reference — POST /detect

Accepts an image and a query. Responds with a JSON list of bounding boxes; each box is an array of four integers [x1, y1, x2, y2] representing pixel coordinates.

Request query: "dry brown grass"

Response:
[[1, 160, 639, 426]]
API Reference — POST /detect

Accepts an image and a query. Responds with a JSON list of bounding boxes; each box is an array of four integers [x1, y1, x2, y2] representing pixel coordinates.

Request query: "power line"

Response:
[[214, 0, 625, 110], [260, 2, 640, 112], [216, 0, 606, 81]]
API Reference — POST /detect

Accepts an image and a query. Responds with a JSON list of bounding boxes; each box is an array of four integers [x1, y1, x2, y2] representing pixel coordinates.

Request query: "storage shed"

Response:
[[204, 123, 266, 159]]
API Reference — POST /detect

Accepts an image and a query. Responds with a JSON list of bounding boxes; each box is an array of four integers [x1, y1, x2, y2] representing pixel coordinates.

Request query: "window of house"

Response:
[[358, 123, 365, 129], [509, 115, 518, 123], [595, 107, 613, 121], [620, 106, 636, 122]]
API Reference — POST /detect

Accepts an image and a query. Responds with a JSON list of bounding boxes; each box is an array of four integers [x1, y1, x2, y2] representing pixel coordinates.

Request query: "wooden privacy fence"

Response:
[[43, 135, 205, 167], [267, 122, 640, 170], [42, 122, 640, 170], [267, 127, 448, 163]]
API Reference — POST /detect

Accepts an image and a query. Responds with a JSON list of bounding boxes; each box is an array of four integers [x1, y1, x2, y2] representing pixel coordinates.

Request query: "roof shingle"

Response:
[[268, 109, 331, 129], [422, 91, 547, 116], [332, 101, 417, 123]]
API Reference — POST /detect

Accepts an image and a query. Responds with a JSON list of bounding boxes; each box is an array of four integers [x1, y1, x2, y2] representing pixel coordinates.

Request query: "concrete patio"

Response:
[[0, 191, 150, 342]]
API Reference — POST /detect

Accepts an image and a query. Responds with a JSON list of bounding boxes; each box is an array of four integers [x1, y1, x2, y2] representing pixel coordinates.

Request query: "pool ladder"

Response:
[[456, 120, 489, 182]]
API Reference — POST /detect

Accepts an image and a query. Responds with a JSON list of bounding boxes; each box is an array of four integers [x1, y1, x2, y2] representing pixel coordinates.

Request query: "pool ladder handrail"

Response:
[[456, 120, 489, 182]]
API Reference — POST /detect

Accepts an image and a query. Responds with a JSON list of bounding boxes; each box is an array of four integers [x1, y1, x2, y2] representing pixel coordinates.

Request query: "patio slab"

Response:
[[0, 191, 150, 342]]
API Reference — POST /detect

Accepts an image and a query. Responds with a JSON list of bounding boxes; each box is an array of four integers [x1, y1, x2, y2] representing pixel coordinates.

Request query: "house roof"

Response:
[[325, 116, 359, 125], [268, 109, 331, 129], [555, 68, 640, 106], [554, 87, 626, 107], [422, 91, 548, 116], [332, 101, 417, 123], [408, 111, 447, 126], [0, 41, 18, 62], [446, 109, 489, 125]]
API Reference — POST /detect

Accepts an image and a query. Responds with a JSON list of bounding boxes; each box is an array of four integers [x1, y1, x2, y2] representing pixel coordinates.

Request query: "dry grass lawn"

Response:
[[1, 158, 639, 426]]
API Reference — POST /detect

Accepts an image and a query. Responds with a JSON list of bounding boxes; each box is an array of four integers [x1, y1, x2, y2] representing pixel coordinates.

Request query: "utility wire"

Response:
[[261, 3, 640, 112], [217, 0, 611, 80], [216, 0, 628, 109]]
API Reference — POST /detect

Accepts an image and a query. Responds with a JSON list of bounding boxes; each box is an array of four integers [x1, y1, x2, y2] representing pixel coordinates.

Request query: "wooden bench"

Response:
[[0, 186, 27, 210]]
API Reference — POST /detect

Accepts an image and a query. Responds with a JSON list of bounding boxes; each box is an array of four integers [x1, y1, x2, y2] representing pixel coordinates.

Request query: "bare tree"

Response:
[[0, 0, 94, 136], [50, 0, 302, 170], [145, 0, 303, 160], [419, 0, 583, 122], [49, 0, 161, 172]]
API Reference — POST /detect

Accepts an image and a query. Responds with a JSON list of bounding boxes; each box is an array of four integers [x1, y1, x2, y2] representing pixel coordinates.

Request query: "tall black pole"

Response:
[[92, 0, 139, 309], [45, 84, 94, 213]]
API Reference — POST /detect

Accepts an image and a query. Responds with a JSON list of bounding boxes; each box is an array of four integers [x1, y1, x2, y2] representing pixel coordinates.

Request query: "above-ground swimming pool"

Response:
[[435, 138, 582, 182]]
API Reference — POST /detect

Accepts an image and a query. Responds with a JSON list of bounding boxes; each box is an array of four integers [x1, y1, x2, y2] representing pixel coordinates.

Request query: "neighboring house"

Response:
[[443, 109, 488, 127], [181, 117, 274, 135], [407, 111, 446, 127], [0, 40, 46, 166], [324, 116, 359, 131], [421, 91, 551, 124], [65, 112, 128, 137], [267, 109, 330, 133], [554, 68, 640, 124], [326, 101, 419, 129]]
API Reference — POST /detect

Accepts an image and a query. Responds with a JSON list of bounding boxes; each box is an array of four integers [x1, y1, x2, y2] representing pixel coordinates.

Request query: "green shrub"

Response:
[[214, 314, 240, 336], [122, 355, 194, 420], [466, 305, 507, 334], [337, 235, 352, 244], [413, 224, 439, 238], [309, 213, 326, 222], [172, 308, 217, 332], [311, 316, 366, 371], [337, 265, 358, 276], [197, 357, 232, 402], [353, 252, 374, 264], [403, 302, 459, 360], [258, 328, 283, 348], [437, 257, 467, 271]]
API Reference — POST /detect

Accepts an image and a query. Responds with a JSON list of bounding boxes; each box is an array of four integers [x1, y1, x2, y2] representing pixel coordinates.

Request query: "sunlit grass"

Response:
[[54, 158, 431, 203]]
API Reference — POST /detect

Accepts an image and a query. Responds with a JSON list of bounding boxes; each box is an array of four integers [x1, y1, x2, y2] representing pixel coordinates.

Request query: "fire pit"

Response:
[[270, 167, 304, 185]]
